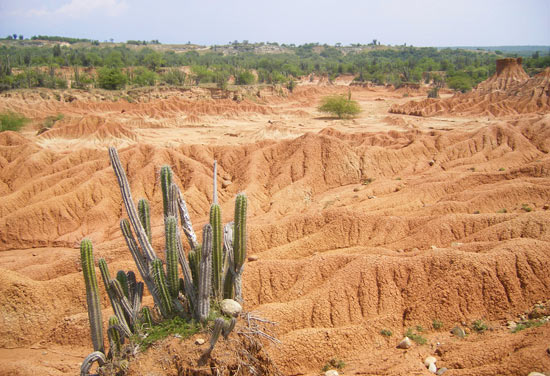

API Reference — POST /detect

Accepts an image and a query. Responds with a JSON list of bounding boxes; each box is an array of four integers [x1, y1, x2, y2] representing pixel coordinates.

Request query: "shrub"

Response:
[[512, 319, 544, 333], [131, 67, 157, 87], [322, 358, 345, 372], [318, 95, 361, 119], [0, 111, 29, 132], [472, 319, 488, 333], [521, 204, 533, 212], [235, 70, 255, 85], [97, 67, 126, 90], [432, 319, 444, 330], [380, 329, 392, 337], [405, 328, 427, 345], [427, 87, 439, 98]]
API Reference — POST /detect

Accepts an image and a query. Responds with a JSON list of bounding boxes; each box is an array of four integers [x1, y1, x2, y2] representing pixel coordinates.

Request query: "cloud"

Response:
[[26, 0, 128, 18]]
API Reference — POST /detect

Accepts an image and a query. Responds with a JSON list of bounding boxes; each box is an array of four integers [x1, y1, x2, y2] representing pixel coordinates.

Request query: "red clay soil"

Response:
[[390, 58, 550, 117], [0, 81, 549, 375]]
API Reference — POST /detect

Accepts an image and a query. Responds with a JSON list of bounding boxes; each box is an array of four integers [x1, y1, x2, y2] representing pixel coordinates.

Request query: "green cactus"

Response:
[[198, 224, 212, 322], [210, 203, 223, 300], [98, 259, 132, 337], [138, 198, 152, 244], [223, 317, 237, 340], [160, 165, 173, 217], [165, 215, 180, 299], [107, 316, 122, 357], [116, 270, 129, 299], [141, 306, 153, 328], [80, 351, 106, 376], [224, 194, 247, 301], [188, 247, 201, 291], [80, 239, 104, 354], [152, 258, 173, 317]]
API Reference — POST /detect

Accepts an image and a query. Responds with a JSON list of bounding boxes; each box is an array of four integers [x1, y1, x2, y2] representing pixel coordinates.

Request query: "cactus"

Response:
[[198, 224, 213, 322], [188, 247, 201, 291], [224, 194, 247, 301], [80, 351, 106, 376], [98, 259, 132, 337], [80, 239, 104, 354], [107, 316, 122, 357], [160, 165, 173, 217], [165, 215, 180, 298], [152, 258, 173, 317], [116, 270, 129, 299], [210, 203, 223, 299], [222, 317, 237, 340], [138, 198, 152, 244], [141, 306, 153, 328]]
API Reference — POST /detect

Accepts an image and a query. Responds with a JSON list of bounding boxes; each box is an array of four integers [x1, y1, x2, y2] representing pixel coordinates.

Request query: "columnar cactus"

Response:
[[80, 351, 106, 376], [152, 258, 173, 317], [138, 198, 152, 244], [107, 316, 122, 357], [210, 203, 223, 299], [160, 165, 173, 217], [80, 239, 104, 354], [224, 194, 248, 301], [198, 224, 213, 322], [165, 215, 180, 298], [116, 270, 129, 298], [188, 247, 201, 293], [98, 259, 132, 337]]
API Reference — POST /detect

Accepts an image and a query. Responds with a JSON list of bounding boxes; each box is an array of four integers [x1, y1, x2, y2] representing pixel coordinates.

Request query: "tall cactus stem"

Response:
[[116, 270, 129, 298], [210, 203, 223, 299], [98, 258, 132, 337], [152, 258, 173, 317], [212, 160, 218, 204], [232, 193, 247, 302], [198, 224, 213, 322], [188, 248, 201, 291], [165, 215, 180, 298], [141, 306, 153, 328], [107, 316, 122, 357], [160, 165, 173, 217], [138, 198, 152, 244], [80, 239, 104, 354], [172, 183, 199, 249]]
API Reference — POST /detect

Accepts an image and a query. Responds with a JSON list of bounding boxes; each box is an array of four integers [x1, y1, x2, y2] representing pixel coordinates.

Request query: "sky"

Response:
[[0, 0, 549, 47]]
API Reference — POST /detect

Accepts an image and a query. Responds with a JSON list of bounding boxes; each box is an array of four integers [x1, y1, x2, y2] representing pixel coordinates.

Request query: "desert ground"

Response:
[[1, 59, 550, 375]]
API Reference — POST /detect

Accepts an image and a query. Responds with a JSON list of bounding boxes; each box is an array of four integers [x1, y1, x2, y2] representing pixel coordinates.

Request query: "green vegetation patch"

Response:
[[134, 316, 200, 350], [405, 328, 427, 345], [0, 111, 29, 132], [318, 95, 361, 119]]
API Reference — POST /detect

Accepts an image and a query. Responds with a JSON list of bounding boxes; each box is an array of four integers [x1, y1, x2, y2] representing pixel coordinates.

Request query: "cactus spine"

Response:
[[210, 203, 223, 299], [152, 258, 173, 317], [198, 224, 213, 322], [138, 198, 152, 243], [160, 165, 172, 217], [80, 239, 104, 354], [165, 215, 180, 298]]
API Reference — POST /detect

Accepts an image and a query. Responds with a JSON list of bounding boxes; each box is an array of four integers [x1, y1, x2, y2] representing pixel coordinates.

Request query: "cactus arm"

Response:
[[116, 270, 129, 299], [141, 306, 153, 328], [138, 198, 152, 244], [80, 351, 106, 376], [210, 204, 223, 299], [126, 271, 137, 303], [109, 147, 157, 262], [80, 239, 104, 354], [107, 316, 122, 357], [222, 222, 234, 299], [232, 193, 247, 302], [97, 259, 132, 337], [222, 317, 237, 340], [172, 183, 199, 249], [160, 165, 173, 217], [165, 215, 180, 298], [133, 282, 144, 318], [152, 258, 173, 317], [110, 278, 135, 325], [198, 224, 213, 322]]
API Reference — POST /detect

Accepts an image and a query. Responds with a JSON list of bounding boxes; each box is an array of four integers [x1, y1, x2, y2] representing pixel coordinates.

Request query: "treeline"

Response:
[[0, 42, 549, 92]]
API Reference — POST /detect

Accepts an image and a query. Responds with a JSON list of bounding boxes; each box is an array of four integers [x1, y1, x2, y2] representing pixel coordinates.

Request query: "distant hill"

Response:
[[450, 46, 550, 57]]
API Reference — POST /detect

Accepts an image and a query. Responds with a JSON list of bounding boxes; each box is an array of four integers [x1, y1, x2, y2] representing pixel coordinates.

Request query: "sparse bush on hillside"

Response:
[[235, 70, 255, 85], [0, 111, 29, 132], [131, 67, 158, 86], [97, 67, 126, 90], [427, 87, 439, 98], [318, 95, 361, 119]]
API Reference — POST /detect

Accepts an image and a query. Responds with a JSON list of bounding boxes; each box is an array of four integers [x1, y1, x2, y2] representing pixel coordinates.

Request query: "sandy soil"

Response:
[[0, 71, 549, 375]]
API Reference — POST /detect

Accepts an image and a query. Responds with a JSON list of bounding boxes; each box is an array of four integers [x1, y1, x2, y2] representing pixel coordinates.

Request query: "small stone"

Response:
[[436, 367, 448, 375], [507, 321, 517, 330], [543, 204, 549, 210], [428, 362, 437, 374], [220, 299, 242, 317], [42, 351, 48, 355], [195, 338, 205, 345], [424, 356, 437, 367], [174, 334, 182, 339], [397, 336, 412, 349], [325, 371, 339, 376], [547, 345, 550, 355], [451, 326, 466, 338], [222, 180, 232, 189], [368, 195, 376, 199], [428, 160, 435, 166], [248, 255, 259, 262], [527, 373, 546, 376], [431, 245, 437, 250], [353, 187, 360, 192]]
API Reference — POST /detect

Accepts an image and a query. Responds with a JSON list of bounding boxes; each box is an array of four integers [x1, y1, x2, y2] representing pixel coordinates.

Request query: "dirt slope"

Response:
[[390, 58, 550, 117], [0, 84, 549, 375]]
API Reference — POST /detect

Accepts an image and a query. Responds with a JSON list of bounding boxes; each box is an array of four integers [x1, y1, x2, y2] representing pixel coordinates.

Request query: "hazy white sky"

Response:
[[0, 0, 548, 46]]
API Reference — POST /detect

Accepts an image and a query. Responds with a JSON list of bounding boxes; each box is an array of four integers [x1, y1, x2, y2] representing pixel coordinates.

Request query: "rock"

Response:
[[324, 371, 339, 376], [222, 180, 232, 188], [195, 338, 205, 345], [428, 362, 437, 374], [507, 321, 517, 330], [353, 187, 360, 192], [424, 356, 437, 367], [451, 326, 466, 338], [547, 345, 550, 355], [247, 255, 259, 262], [431, 245, 437, 250], [428, 159, 435, 166], [220, 299, 242, 317], [368, 195, 376, 199], [527, 373, 546, 376], [436, 367, 448, 375], [397, 337, 412, 349], [543, 204, 549, 210]]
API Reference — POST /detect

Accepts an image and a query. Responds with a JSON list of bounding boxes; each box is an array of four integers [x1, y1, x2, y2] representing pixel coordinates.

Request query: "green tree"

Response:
[[318, 95, 361, 119], [131, 67, 157, 86], [97, 67, 126, 90], [235, 70, 255, 85]]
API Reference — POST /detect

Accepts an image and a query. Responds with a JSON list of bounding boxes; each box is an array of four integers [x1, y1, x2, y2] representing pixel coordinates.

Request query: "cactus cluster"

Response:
[[80, 148, 249, 373]]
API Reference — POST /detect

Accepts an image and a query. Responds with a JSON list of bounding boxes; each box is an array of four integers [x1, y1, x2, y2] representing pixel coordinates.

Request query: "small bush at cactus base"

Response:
[[133, 317, 201, 350]]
